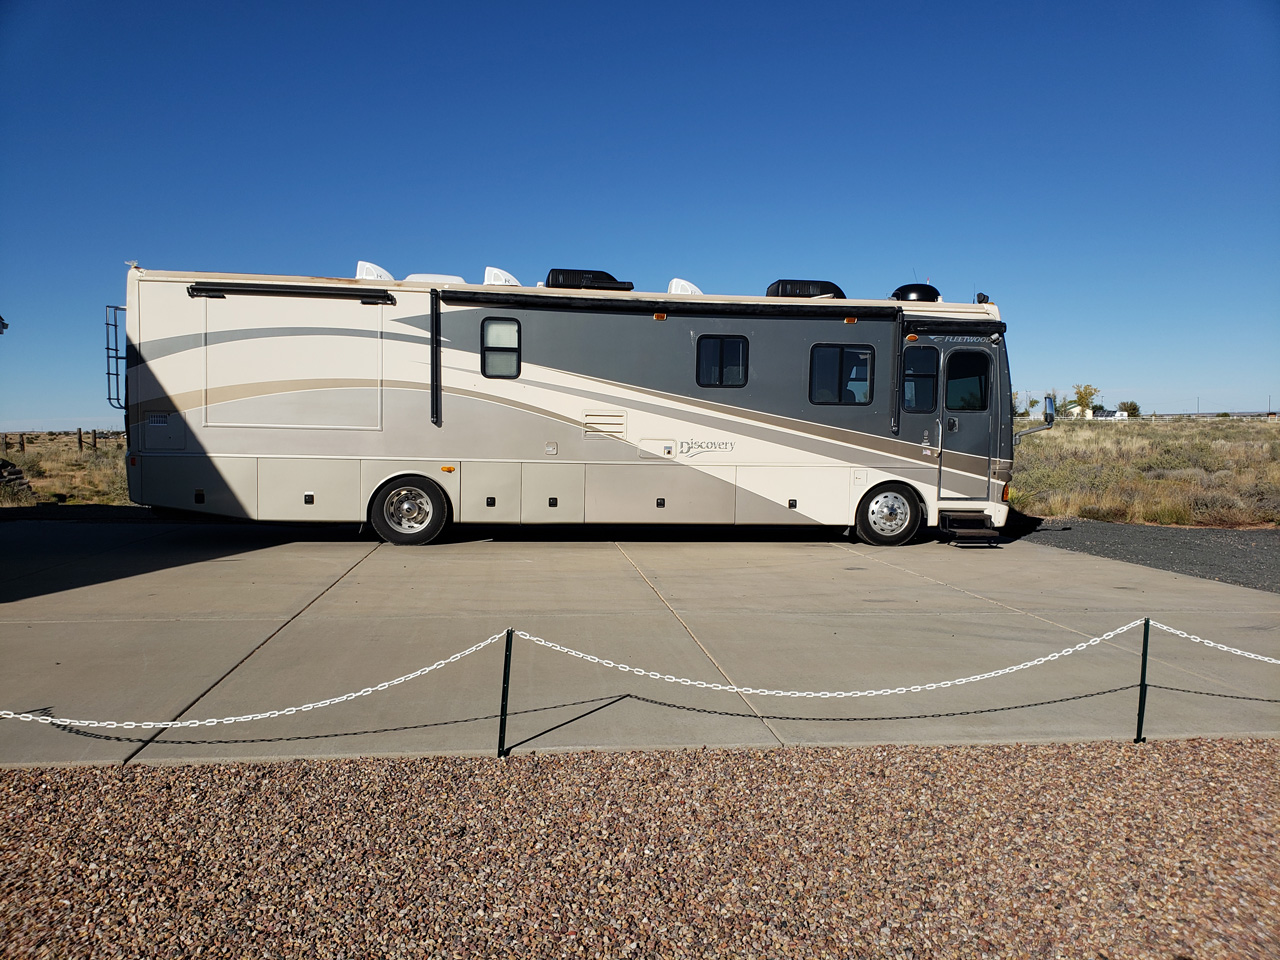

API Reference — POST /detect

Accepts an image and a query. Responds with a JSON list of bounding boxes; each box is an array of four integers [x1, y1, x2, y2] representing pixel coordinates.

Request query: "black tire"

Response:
[[855, 483, 922, 546], [369, 476, 448, 546]]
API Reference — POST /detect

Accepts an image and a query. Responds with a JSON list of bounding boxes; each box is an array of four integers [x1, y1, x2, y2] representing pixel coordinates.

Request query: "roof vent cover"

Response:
[[545, 269, 634, 291], [890, 283, 941, 302], [766, 279, 846, 299]]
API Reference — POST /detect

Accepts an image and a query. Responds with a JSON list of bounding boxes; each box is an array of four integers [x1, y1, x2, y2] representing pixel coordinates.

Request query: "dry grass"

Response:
[[1010, 419, 1280, 527], [0, 432, 130, 506]]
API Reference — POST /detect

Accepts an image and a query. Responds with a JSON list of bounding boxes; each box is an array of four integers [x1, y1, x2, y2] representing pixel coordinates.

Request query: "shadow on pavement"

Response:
[[0, 511, 365, 604], [0, 505, 1043, 605]]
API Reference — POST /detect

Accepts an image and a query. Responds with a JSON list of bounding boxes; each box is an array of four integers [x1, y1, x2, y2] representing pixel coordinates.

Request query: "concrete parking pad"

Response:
[[1, 520, 1276, 765]]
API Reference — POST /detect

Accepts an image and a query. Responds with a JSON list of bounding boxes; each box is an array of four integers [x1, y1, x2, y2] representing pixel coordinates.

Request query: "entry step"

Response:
[[940, 512, 999, 540]]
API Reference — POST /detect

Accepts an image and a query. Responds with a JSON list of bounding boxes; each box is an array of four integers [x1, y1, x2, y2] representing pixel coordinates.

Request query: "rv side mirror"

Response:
[[1043, 396, 1055, 425]]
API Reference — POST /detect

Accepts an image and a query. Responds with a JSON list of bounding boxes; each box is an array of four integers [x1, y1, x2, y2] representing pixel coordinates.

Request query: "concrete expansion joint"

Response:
[[611, 542, 784, 746]]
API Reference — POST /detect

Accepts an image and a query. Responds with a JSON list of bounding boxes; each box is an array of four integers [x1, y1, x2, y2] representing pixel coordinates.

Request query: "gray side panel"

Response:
[[585, 464, 735, 524], [447, 306, 901, 434]]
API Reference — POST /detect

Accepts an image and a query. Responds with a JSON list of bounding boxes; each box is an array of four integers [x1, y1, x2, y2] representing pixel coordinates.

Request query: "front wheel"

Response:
[[369, 477, 448, 545], [855, 483, 922, 546]]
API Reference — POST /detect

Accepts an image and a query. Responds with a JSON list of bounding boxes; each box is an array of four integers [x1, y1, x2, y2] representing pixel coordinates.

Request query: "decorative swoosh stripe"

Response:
[[136, 364, 997, 481], [139, 327, 432, 363]]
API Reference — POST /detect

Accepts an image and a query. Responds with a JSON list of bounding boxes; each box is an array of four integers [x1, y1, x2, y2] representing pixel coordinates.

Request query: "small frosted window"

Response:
[[484, 351, 519, 378], [481, 318, 520, 379], [484, 320, 519, 349]]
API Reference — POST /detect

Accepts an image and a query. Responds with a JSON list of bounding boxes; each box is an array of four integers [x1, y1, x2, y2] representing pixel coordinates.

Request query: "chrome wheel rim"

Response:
[[867, 491, 912, 537], [383, 486, 433, 534]]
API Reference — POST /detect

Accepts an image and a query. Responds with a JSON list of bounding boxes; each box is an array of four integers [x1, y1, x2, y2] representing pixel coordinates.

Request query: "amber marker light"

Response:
[[441, 466, 456, 473], [906, 334, 919, 341], [1002, 482, 1010, 502], [653, 313, 667, 320], [843, 317, 857, 323]]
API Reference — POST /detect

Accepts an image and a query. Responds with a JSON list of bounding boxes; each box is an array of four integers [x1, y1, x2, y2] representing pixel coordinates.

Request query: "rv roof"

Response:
[[128, 266, 1002, 319]]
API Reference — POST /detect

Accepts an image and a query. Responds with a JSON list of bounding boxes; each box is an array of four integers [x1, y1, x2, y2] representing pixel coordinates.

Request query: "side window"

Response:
[[696, 335, 748, 387], [902, 345, 939, 413], [481, 318, 520, 379], [945, 350, 990, 411], [809, 344, 873, 405]]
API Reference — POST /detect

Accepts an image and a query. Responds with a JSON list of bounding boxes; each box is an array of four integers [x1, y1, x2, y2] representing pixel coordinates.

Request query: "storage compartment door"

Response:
[[258, 458, 360, 521], [460, 462, 521, 522], [522, 463, 585, 522]]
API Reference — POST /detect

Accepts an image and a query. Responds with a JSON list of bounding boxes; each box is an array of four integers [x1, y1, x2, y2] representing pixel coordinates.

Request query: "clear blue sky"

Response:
[[1, 0, 1277, 429]]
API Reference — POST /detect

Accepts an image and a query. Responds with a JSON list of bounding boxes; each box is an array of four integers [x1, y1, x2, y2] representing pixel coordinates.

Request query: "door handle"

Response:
[[947, 417, 958, 432]]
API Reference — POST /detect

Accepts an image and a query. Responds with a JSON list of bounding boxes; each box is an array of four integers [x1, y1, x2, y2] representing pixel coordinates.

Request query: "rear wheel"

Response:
[[855, 483, 922, 546], [370, 477, 448, 545]]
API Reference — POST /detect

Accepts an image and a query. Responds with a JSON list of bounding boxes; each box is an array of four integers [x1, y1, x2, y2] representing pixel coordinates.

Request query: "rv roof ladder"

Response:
[[105, 304, 126, 411]]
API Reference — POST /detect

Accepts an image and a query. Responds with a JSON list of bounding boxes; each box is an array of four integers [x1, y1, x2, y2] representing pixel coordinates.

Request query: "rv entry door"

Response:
[[939, 347, 994, 499], [897, 343, 944, 492]]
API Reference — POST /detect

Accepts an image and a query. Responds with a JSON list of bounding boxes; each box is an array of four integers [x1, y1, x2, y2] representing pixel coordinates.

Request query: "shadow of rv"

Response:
[[0, 511, 364, 604], [0, 507, 1047, 605]]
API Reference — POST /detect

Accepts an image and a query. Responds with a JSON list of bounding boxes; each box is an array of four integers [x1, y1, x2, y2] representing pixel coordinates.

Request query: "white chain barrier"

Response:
[[524, 619, 1279, 696], [1149, 620, 1280, 664], [519, 621, 1157, 698], [0, 632, 505, 730], [2, 620, 1274, 730]]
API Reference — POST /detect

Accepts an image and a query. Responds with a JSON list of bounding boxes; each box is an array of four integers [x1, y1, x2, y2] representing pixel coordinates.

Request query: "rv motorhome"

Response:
[[112, 263, 1053, 545]]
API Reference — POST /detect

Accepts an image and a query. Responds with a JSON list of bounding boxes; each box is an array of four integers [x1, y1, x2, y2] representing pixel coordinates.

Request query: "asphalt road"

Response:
[[1018, 515, 1279, 594]]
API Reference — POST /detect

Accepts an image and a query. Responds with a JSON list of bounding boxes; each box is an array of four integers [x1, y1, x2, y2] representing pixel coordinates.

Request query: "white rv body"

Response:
[[120, 265, 1017, 545]]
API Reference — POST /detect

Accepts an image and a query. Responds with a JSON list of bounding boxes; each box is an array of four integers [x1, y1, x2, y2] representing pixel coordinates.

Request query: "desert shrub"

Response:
[[6, 450, 46, 478], [0, 481, 36, 506], [1136, 451, 1190, 472], [1243, 481, 1280, 522], [1079, 502, 1130, 522], [1189, 491, 1249, 525], [1140, 495, 1194, 525]]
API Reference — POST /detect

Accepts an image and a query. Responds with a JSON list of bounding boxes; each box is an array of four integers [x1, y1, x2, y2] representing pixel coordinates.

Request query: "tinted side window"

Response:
[[696, 335, 748, 387], [902, 345, 938, 413], [809, 344, 873, 405], [945, 350, 990, 411], [481, 318, 520, 378]]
